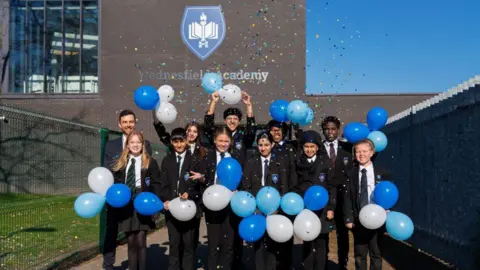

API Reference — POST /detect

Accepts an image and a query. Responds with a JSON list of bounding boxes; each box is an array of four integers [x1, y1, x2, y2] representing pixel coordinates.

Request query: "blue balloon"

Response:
[[269, 99, 289, 122], [106, 184, 132, 208], [367, 107, 388, 131], [217, 158, 243, 191], [133, 192, 163, 216], [343, 122, 370, 143], [373, 181, 398, 210], [238, 214, 266, 242], [304, 186, 329, 211], [386, 211, 414, 241], [367, 131, 388, 152], [280, 192, 305, 216], [134, 86, 160, 110], [201, 72, 223, 94], [287, 100, 309, 124], [256, 187, 281, 215], [74, 192, 106, 219], [299, 107, 314, 126], [231, 191, 257, 218]]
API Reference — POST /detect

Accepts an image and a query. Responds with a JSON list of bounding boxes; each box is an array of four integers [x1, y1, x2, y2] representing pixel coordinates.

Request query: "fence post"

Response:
[[98, 128, 109, 252]]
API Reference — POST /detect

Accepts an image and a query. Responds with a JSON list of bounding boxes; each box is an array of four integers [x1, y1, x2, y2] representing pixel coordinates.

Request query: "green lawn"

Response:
[[0, 194, 101, 269]]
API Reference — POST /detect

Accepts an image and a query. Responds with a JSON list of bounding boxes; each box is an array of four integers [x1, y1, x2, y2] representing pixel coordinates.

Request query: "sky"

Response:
[[306, 0, 480, 95]]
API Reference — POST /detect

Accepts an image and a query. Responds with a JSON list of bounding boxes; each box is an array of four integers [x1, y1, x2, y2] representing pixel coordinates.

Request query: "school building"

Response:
[[0, 0, 434, 141]]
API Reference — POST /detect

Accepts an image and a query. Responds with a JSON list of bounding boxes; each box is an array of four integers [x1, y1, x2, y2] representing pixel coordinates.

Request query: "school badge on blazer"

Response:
[[145, 177, 151, 186], [343, 157, 349, 165], [235, 142, 242, 150], [375, 174, 382, 184], [272, 174, 279, 184], [184, 172, 190, 181], [319, 173, 326, 182]]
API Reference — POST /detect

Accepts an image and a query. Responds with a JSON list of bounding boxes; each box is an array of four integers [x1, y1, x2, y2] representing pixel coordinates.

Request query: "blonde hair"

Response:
[[112, 131, 150, 171], [353, 139, 376, 155]]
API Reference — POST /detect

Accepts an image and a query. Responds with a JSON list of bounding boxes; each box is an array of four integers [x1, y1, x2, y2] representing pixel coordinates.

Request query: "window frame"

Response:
[[1, 0, 101, 98]]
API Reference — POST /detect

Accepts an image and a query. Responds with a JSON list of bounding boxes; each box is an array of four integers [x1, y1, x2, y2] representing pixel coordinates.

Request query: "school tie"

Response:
[[126, 158, 136, 192], [360, 168, 369, 208], [177, 155, 182, 178], [220, 152, 225, 160], [263, 159, 269, 186], [329, 143, 336, 167]]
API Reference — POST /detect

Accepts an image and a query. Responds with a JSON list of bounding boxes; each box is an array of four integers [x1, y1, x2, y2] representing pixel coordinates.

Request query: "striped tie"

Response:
[[126, 158, 136, 192]]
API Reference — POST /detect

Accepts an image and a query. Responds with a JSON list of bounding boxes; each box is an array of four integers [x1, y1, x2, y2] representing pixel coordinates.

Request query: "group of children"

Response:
[[102, 90, 388, 270]]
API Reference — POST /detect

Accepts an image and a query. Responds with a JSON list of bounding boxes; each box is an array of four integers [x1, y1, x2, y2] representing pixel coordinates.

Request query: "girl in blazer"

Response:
[[190, 127, 242, 270], [242, 131, 289, 270], [161, 128, 201, 270], [293, 130, 336, 270], [111, 130, 169, 270]]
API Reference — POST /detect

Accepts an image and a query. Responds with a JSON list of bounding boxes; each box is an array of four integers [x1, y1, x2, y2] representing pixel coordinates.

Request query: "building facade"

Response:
[[0, 0, 434, 140]]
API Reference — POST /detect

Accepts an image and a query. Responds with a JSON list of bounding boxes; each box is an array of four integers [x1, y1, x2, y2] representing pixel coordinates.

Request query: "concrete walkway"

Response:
[[74, 218, 396, 270]]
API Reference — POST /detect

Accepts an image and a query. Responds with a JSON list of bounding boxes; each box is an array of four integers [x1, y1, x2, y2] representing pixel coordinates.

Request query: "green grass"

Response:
[[0, 194, 101, 269]]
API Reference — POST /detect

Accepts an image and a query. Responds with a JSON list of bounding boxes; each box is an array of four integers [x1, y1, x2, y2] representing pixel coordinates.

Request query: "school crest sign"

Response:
[[181, 6, 226, 60]]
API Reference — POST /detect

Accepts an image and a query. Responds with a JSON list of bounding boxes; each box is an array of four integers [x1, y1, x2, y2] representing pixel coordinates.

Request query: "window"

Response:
[[7, 0, 98, 94]]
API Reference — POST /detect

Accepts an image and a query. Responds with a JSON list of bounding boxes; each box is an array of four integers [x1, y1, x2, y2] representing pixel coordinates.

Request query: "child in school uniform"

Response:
[[189, 127, 243, 270], [161, 128, 201, 270], [242, 131, 289, 270], [343, 139, 390, 270], [111, 130, 168, 270], [293, 130, 337, 270]]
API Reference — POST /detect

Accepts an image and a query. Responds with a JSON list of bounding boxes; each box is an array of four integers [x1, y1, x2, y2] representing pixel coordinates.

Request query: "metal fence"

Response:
[[375, 76, 480, 270], [0, 104, 167, 269]]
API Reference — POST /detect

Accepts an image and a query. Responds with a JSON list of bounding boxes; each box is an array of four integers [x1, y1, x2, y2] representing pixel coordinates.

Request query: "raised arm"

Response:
[[204, 91, 220, 144], [242, 91, 256, 148], [152, 110, 172, 150]]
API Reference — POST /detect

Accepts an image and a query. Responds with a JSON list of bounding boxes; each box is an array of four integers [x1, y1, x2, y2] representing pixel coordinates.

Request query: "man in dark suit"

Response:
[[319, 116, 353, 270], [102, 109, 152, 270]]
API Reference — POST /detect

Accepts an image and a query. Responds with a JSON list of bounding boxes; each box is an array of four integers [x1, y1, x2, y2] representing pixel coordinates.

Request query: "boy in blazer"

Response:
[[242, 131, 289, 270], [293, 130, 336, 270], [343, 139, 391, 270], [162, 128, 201, 270]]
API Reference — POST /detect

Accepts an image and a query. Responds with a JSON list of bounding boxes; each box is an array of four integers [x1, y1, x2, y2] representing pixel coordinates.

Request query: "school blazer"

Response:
[[272, 142, 299, 190], [318, 140, 353, 188], [241, 154, 289, 197], [160, 151, 201, 202], [343, 164, 391, 224]]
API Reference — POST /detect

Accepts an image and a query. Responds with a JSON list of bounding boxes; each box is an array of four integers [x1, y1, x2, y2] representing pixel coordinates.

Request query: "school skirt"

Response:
[[115, 188, 156, 233]]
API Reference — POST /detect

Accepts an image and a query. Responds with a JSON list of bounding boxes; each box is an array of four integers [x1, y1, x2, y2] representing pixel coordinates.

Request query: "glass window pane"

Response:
[[45, 0, 63, 93], [26, 0, 45, 94], [81, 0, 98, 94], [9, 0, 27, 93], [62, 0, 80, 93]]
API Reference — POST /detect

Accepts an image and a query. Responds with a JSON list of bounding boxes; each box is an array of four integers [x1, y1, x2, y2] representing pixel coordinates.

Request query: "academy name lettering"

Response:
[[140, 69, 269, 83]]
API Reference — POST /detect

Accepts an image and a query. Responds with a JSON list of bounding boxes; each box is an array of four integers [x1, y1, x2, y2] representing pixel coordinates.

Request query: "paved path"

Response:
[[74, 218, 395, 270]]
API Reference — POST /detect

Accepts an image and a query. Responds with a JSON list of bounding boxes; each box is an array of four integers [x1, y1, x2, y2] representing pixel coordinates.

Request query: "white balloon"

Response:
[[266, 215, 294, 243], [168, 197, 197, 222], [155, 102, 178, 124], [293, 209, 321, 241], [157, 85, 174, 103], [202, 185, 233, 211], [219, 84, 242, 105], [359, 204, 387, 230], [87, 167, 114, 196]]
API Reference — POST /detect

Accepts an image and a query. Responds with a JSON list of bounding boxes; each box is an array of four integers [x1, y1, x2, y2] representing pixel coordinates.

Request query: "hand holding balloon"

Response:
[[327, 210, 334, 220], [180, 192, 189, 200], [164, 201, 169, 211], [241, 91, 251, 106], [211, 91, 220, 103]]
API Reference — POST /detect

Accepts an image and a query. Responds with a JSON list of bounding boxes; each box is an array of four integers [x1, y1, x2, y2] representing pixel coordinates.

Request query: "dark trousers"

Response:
[[335, 200, 349, 270], [254, 236, 277, 270], [276, 238, 293, 270], [231, 213, 244, 268], [103, 211, 118, 269], [166, 214, 196, 270], [205, 208, 235, 270], [352, 224, 382, 270], [126, 230, 147, 270], [194, 216, 201, 250], [302, 233, 329, 270]]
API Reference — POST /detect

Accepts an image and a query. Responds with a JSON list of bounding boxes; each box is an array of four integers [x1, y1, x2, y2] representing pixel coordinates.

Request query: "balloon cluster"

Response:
[[269, 99, 314, 126], [133, 84, 178, 124], [343, 107, 389, 152], [74, 167, 164, 219], [201, 72, 243, 104]]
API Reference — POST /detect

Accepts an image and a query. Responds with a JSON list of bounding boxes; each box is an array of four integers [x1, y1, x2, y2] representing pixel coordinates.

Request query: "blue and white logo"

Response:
[[145, 177, 151, 186], [181, 6, 226, 60], [272, 174, 279, 184], [319, 173, 326, 182]]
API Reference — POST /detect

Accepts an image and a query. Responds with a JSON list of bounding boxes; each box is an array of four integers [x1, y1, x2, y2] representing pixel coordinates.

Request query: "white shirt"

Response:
[[260, 155, 271, 186], [324, 139, 338, 158], [307, 155, 317, 163], [122, 134, 127, 150], [125, 155, 142, 187], [215, 151, 231, 184], [359, 164, 375, 203], [189, 143, 196, 154], [278, 141, 285, 146]]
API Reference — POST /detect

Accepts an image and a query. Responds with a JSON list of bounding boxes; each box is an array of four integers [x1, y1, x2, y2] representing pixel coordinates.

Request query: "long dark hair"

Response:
[[185, 121, 207, 159]]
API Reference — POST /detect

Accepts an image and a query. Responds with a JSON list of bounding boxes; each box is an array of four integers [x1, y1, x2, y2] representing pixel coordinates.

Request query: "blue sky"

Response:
[[306, 0, 480, 95]]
